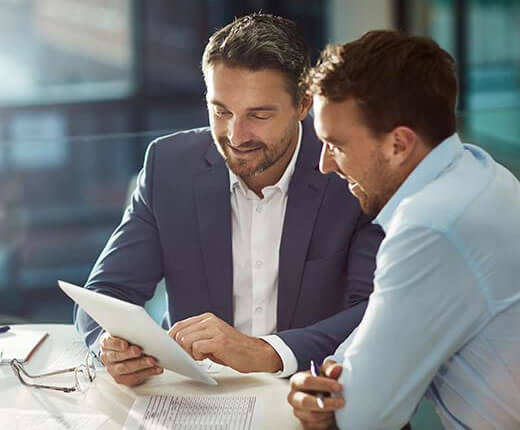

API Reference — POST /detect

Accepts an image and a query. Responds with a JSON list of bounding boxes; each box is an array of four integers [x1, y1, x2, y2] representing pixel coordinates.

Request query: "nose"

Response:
[[319, 143, 337, 174], [228, 116, 251, 146]]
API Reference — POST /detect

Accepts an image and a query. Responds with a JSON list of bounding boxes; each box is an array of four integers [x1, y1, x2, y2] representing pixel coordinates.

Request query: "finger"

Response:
[[176, 328, 217, 355], [100, 345, 143, 365], [191, 339, 221, 361], [100, 333, 136, 352], [106, 355, 158, 376], [288, 390, 345, 412], [290, 371, 342, 393], [168, 313, 215, 338], [292, 408, 334, 428], [322, 361, 343, 380], [173, 319, 218, 344], [112, 366, 163, 387]]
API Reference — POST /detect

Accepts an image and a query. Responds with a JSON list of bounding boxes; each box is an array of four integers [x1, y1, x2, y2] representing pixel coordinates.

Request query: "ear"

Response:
[[384, 126, 419, 167], [297, 92, 313, 120]]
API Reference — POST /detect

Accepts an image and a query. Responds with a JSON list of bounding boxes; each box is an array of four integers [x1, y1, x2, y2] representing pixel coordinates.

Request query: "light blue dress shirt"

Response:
[[332, 134, 520, 429]]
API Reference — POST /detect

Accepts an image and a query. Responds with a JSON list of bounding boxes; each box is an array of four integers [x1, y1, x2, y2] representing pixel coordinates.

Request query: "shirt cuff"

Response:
[[260, 335, 298, 377], [89, 330, 105, 360]]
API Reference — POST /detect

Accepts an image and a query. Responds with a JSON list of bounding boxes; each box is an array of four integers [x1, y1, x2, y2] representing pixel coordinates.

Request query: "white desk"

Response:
[[0, 324, 301, 429]]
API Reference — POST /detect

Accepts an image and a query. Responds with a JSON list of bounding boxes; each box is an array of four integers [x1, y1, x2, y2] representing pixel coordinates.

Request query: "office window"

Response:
[[0, 0, 134, 105], [407, 0, 520, 178]]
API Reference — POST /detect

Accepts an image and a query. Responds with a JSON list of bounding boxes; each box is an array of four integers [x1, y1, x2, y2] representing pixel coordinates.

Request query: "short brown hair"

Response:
[[202, 13, 310, 105], [306, 30, 457, 145]]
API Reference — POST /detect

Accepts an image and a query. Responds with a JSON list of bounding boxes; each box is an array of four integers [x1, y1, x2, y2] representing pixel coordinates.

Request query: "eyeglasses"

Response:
[[10, 353, 97, 393]]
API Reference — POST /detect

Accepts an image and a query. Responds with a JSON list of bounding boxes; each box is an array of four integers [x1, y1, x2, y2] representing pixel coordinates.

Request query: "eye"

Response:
[[326, 142, 343, 154], [326, 142, 336, 152], [250, 112, 272, 120], [213, 107, 231, 118]]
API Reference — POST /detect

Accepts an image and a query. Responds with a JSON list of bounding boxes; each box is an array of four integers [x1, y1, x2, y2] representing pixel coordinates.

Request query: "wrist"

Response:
[[255, 338, 283, 373]]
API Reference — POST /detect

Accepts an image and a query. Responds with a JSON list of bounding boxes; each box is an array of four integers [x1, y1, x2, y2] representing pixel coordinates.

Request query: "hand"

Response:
[[168, 312, 282, 373], [99, 332, 163, 386], [288, 360, 345, 430]]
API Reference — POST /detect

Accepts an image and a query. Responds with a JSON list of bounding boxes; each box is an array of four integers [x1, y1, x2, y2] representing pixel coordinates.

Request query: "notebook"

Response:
[[0, 328, 48, 364]]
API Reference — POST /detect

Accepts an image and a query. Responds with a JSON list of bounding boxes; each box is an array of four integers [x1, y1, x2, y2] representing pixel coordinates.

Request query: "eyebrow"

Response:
[[208, 99, 279, 112], [321, 136, 341, 145]]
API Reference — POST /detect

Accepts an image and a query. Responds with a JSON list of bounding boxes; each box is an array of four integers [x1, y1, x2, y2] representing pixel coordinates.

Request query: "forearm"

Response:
[[74, 304, 104, 354]]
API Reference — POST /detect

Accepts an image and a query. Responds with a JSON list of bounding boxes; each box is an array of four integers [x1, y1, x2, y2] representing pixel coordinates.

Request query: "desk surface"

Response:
[[0, 324, 301, 429]]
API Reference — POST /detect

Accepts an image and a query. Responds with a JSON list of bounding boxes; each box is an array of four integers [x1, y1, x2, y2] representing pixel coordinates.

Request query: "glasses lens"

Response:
[[75, 366, 91, 392]]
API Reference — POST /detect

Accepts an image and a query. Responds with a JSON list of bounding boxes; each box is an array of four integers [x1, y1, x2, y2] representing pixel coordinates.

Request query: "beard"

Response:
[[213, 126, 296, 179], [347, 150, 395, 217]]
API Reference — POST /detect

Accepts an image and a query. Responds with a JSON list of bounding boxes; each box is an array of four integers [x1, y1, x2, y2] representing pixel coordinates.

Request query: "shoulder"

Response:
[[142, 126, 217, 172], [150, 126, 212, 157], [389, 146, 496, 236]]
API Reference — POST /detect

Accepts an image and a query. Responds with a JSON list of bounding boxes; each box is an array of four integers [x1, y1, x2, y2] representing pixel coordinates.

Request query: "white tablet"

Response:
[[58, 280, 217, 386]]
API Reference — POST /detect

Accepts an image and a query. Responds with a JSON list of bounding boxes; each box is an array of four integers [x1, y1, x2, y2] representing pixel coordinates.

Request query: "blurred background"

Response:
[[0, 0, 518, 332]]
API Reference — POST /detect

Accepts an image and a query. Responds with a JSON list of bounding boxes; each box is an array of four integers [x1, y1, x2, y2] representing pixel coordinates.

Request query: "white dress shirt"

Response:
[[228, 122, 302, 377]]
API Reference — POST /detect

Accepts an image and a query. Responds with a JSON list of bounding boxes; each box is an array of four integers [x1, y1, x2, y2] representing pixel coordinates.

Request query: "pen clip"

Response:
[[309, 360, 325, 409], [310, 359, 320, 377]]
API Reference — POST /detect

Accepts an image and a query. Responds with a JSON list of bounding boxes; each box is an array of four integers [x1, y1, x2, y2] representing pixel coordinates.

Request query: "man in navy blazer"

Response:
[[75, 14, 383, 386]]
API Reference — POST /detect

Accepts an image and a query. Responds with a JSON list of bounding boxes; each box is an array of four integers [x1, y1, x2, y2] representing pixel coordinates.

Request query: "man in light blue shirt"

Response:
[[287, 30, 520, 429]]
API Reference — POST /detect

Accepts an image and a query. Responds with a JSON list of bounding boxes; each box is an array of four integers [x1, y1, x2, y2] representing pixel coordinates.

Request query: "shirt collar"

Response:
[[229, 121, 303, 195], [375, 133, 464, 233]]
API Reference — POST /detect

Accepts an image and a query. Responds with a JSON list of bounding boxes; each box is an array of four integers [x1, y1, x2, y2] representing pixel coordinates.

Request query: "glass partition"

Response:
[[0, 129, 176, 322]]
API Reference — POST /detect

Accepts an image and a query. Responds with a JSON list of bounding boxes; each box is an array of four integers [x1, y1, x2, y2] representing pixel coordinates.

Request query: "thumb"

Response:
[[323, 361, 343, 380]]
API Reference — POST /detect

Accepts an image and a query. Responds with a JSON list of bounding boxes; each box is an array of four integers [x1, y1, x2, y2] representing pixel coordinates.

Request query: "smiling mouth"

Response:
[[228, 145, 262, 154]]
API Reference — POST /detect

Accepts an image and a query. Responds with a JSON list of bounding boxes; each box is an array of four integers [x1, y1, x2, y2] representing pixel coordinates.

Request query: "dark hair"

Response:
[[306, 30, 457, 145], [202, 13, 310, 105]]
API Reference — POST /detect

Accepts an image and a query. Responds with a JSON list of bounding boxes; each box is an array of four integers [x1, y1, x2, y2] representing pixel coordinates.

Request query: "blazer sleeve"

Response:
[[275, 215, 384, 371], [74, 140, 164, 353]]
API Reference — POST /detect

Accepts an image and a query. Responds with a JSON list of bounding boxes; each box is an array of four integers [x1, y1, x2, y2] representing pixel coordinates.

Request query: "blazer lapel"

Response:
[[194, 144, 234, 325], [277, 118, 329, 331]]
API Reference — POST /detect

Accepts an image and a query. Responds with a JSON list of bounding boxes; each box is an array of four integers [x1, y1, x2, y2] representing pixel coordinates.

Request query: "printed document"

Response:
[[124, 394, 257, 430]]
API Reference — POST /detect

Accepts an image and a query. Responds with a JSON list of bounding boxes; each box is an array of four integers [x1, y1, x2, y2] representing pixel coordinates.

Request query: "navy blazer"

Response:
[[75, 117, 384, 370]]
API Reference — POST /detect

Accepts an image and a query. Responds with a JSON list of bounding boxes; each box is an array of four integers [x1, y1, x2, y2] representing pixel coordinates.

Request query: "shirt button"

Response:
[[256, 206, 263, 213], [255, 260, 263, 268]]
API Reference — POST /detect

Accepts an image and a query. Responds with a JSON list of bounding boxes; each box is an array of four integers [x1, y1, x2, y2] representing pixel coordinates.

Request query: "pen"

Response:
[[0, 326, 10, 334], [310, 359, 325, 409]]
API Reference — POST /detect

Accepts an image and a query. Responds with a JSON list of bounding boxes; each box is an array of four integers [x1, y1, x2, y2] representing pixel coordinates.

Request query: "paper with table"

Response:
[[0, 328, 48, 364], [124, 394, 258, 430]]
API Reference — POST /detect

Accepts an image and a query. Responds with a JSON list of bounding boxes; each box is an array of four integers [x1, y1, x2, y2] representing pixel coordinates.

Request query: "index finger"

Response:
[[288, 390, 345, 412], [168, 312, 215, 338], [290, 371, 342, 394], [322, 360, 343, 380]]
